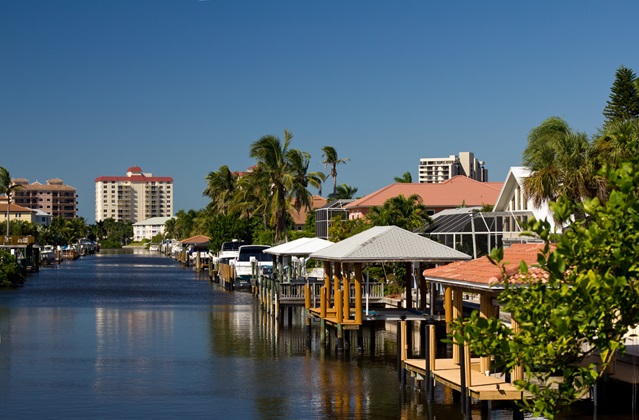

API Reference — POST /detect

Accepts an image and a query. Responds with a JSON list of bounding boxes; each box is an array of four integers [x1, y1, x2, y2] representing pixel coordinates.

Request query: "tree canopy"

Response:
[[603, 65, 639, 127], [453, 140, 639, 418]]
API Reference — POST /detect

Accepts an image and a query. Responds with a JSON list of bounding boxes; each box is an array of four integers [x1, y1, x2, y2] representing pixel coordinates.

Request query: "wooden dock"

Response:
[[404, 357, 522, 401]]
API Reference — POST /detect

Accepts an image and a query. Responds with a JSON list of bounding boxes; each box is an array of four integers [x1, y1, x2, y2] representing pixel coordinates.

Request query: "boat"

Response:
[[213, 240, 244, 265], [40, 245, 57, 265], [231, 244, 273, 288]]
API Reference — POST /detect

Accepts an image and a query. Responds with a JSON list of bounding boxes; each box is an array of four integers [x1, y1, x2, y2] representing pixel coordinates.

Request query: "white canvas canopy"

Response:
[[264, 237, 334, 257]]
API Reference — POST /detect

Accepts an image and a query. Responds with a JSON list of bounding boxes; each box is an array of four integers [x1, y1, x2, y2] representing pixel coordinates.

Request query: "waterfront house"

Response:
[[133, 216, 172, 242], [345, 176, 503, 220], [0, 201, 36, 224]]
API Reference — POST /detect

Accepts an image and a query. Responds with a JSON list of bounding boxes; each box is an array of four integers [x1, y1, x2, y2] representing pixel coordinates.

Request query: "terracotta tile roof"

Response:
[[291, 195, 328, 225], [181, 235, 210, 245], [0, 203, 35, 213], [346, 176, 503, 211], [422, 243, 552, 289]]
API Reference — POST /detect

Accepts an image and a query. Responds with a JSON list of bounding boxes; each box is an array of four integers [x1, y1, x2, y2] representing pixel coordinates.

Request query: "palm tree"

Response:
[[249, 130, 322, 242], [203, 165, 238, 215], [0, 167, 22, 236], [366, 193, 432, 232], [394, 172, 413, 183], [593, 118, 639, 169], [522, 117, 598, 210], [321, 146, 350, 196], [327, 184, 358, 200], [287, 148, 325, 213], [164, 217, 177, 240]]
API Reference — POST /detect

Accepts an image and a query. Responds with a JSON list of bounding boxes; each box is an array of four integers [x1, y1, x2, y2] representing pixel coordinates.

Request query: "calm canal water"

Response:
[[0, 250, 627, 419]]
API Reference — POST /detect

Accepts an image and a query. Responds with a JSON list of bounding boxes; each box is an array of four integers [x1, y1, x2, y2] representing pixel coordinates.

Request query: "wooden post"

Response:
[[324, 261, 332, 312], [479, 293, 492, 375], [444, 286, 453, 333], [320, 286, 326, 318], [464, 340, 472, 387], [333, 263, 341, 312], [336, 289, 344, 353], [354, 263, 363, 325], [343, 263, 350, 322], [401, 320, 408, 361], [336, 289, 343, 324], [405, 262, 412, 309], [304, 284, 311, 309], [452, 288, 463, 364], [418, 263, 427, 310], [511, 318, 524, 382]]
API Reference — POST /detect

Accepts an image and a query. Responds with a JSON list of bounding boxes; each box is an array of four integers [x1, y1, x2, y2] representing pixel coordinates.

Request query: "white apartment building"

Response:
[[95, 166, 173, 223], [418, 152, 488, 183]]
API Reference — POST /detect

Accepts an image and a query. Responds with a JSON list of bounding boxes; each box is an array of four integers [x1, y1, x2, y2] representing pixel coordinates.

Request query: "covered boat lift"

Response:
[[308, 225, 471, 352]]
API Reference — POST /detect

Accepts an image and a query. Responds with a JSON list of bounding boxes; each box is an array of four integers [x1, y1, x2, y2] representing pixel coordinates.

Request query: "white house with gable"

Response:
[[493, 166, 561, 234]]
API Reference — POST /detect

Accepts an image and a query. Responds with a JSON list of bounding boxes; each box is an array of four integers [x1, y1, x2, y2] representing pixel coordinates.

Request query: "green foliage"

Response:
[[321, 145, 350, 196], [366, 193, 433, 232], [452, 145, 639, 418], [0, 249, 26, 286], [206, 213, 255, 251], [393, 171, 412, 183], [603, 65, 639, 127], [99, 238, 123, 249], [328, 216, 370, 242]]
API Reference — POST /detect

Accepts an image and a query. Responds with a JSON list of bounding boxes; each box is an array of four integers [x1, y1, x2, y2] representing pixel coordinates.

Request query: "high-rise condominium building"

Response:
[[12, 178, 78, 219], [95, 167, 173, 223], [418, 152, 488, 184]]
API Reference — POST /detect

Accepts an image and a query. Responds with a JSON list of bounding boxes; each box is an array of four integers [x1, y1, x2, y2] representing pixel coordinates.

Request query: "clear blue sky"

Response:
[[2, 1, 638, 223]]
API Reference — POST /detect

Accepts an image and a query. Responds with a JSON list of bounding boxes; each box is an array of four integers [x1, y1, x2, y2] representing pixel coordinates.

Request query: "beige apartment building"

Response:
[[12, 178, 78, 219], [418, 152, 488, 184], [95, 166, 173, 223]]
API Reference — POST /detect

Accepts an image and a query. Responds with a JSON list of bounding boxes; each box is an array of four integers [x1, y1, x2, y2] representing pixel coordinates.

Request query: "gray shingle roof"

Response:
[[309, 225, 471, 262]]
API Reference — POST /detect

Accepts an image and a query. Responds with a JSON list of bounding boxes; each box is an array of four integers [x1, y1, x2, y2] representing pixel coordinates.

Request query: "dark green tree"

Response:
[[206, 213, 255, 252], [0, 249, 26, 286], [452, 144, 639, 418], [603, 65, 639, 127]]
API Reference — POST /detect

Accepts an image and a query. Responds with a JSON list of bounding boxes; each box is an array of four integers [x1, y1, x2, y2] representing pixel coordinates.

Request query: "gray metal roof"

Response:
[[264, 237, 334, 256], [309, 225, 471, 263]]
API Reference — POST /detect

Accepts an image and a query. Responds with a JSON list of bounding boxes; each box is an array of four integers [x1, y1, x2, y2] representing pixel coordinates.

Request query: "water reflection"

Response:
[[0, 251, 614, 419]]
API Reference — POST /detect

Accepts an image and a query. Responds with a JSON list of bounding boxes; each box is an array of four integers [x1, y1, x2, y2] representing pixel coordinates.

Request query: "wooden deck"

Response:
[[404, 358, 523, 401]]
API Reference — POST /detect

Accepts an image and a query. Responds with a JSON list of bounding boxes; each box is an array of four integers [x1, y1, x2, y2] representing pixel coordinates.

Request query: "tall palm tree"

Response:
[[249, 130, 322, 242], [321, 146, 350, 196], [287, 148, 325, 213], [203, 165, 238, 215], [522, 117, 598, 210], [0, 167, 22, 236]]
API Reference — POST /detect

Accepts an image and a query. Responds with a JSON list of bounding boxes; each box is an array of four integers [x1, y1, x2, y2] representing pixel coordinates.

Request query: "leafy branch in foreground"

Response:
[[450, 151, 639, 418]]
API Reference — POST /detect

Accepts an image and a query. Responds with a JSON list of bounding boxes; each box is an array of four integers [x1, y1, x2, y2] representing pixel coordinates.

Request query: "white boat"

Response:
[[40, 245, 57, 264], [232, 244, 273, 288]]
